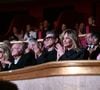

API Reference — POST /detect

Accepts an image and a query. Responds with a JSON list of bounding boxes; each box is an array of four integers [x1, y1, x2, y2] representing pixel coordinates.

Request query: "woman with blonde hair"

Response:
[[56, 29, 89, 60], [0, 44, 12, 71]]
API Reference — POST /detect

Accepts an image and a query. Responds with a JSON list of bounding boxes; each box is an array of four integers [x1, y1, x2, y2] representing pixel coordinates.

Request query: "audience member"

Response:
[[0, 44, 12, 71], [61, 23, 67, 32], [86, 16, 96, 33], [37, 22, 44, 39], [56, 29, 89, 60], [9, 42, 36, 70], [43, 31, 58, 62], [78, 22, 86, 35], [42, 20, 51, 38], [86, 31, 100, 59], [24, 24, 37, 41], [9, 26, 24, 41], [28, 39, 45, 64]]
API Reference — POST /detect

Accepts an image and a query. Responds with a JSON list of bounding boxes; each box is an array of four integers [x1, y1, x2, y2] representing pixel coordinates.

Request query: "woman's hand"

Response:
[[55, 43, 65, 60]]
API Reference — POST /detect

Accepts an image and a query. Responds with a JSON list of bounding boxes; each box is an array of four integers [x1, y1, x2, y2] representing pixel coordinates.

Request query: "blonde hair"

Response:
[[0, 44, 12, 60], [60, 29, 80, 51]]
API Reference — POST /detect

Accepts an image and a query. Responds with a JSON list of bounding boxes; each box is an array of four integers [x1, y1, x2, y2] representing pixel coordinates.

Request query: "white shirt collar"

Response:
[[14, 56, 21, 64]]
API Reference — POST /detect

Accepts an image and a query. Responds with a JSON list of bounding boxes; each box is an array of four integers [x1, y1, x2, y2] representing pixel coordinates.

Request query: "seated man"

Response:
[[86, 31, 100, 59], [43, 31, 58, 62], [9, 42, 36, 70]]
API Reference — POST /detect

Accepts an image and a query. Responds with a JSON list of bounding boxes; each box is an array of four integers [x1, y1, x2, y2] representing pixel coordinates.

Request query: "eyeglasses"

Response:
[[44, 37, 54, 41]]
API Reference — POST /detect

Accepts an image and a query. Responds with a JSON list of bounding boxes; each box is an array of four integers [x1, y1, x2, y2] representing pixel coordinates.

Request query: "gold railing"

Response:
[[0, 60, 99, 81]]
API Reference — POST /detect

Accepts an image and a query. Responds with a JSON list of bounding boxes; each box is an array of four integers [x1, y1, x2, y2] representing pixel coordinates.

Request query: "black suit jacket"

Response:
[[36, 49, 57, 64], [90, 47, 100, 59], [9, 52, 36, 70]]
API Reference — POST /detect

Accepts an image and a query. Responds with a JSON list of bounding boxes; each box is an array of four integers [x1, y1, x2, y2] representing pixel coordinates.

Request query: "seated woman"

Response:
[[24, 24, 37, 41], [0, 44, 12, 71], [9, 26, 24, 41], [27, 39, 44, 64], [78, 22, 87, 48], [56, 29, 89, 60]]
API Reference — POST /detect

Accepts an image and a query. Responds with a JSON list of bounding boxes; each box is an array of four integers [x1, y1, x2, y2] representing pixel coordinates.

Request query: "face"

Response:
[[88, 17, 93, 25], [26, 24, 31, 31], [28, 41, 41, 54], [13, 27, 17, 34], [86, 33, 92, 45], [61, 24, 67, 31], [11, 43, 23, 56], [39, 23, 43, 30], [28, 41, 35, 49], [79, 23, 84, 30], [91, 36, 99, 45], [43, 20, 49, 27], [44, 36, 55, 48], [63, 33, 73, 48]]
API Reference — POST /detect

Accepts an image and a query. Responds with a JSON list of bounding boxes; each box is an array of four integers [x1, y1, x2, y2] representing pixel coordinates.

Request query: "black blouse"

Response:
[[59, 48, 89, 60]]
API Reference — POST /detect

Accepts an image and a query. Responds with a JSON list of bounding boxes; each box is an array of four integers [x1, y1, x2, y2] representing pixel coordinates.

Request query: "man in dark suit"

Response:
[[43, 31, 57, 62], [9, 42, 36, 70]]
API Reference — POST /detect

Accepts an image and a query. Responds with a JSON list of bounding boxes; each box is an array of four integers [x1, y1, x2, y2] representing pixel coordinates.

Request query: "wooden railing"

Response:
[[0, 60, 100, 81]]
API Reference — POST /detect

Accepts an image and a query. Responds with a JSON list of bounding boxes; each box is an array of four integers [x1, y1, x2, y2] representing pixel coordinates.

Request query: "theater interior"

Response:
[[0, 0, 100, 90], [0, 0, 99, 40]]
